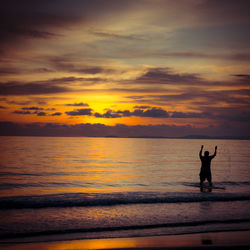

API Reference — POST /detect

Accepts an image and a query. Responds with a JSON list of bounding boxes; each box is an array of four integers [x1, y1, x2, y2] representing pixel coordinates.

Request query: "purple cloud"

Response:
[[0, 81, 70, 96], [65, 108, 93, 116], [65, 102, 89, 107], [36, 112, 47, 116], [13, 110, 32, 115], [94, 107, 170, 118], [22, 106, 44, 111], [1, 121, 249, 138], [51, 112, 62, 116]]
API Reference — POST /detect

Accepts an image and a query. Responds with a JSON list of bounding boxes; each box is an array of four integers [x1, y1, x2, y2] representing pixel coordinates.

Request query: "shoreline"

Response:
[[1, 230, 250, 250]]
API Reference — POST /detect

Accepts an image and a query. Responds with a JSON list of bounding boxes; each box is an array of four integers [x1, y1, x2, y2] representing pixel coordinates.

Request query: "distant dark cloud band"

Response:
[[1, 121, 249, 138]]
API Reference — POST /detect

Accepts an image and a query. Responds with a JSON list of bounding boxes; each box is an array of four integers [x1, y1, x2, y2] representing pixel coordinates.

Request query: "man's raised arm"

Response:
[[199, 145, 203, 159], [211, 146, 217, 158]]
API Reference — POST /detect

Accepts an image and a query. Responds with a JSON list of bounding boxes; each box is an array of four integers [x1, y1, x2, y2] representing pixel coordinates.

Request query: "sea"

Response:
[[0, 136, 250, 244]]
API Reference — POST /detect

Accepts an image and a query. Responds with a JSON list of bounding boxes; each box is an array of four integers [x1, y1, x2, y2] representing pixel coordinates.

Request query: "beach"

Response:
[[0, 137, 250, 249]]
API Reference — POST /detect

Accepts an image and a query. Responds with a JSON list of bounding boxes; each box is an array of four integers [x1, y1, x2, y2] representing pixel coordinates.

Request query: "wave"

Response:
[[0, 171, 81, 177], [1, 191, 250, 209], [0, 182, 94, 189], [1, 179, 250, 190], [1, 218, 250, 239]]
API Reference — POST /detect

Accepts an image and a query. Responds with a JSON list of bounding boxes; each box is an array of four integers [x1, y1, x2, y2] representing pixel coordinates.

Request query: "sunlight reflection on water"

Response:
[[0, 137, 249, 196]]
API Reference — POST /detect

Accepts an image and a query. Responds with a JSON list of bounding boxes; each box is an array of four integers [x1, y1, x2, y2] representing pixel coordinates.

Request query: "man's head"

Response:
[[205, 151, 209, 157]]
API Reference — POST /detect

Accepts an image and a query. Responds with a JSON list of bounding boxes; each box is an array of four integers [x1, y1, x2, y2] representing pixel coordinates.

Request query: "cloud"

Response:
[[49, 57, 114, 75], [12, 106, 61, 116], [65, 108, 93, 116], [13, 110, 32, 115], [0, 67, 20, 75], [94, 108, 212, 119], [65, 102, 89, 107], [94, 110, 121, 118], [6, 26, 58, 39], [126, 87, 250, 108], [0, 98, 31, 105], [132, 67, 202, 85], [36, 112, 47, 116], [133, 107, 170, 118], [129, 68, 250, 87], [171, 111, 206, 119], [1, 121, 250, 138], [1, 0, 250, 60], [0, 0, 81, 53], [49, 76, 87, 83], [0, 79, 71, 96], [91, 30, 146, 41], [51, 112, 62, 116], [133, 105, 151, 109], [22, 106, 44, 111], [233, 74, 250, 82], [0, 105, 7, 109], [94, 107, 170, 118], [13, 110, 47, 116], [199, 106, 250, 123]]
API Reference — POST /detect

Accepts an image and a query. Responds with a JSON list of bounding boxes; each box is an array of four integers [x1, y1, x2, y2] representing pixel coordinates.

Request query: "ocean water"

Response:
[[0, 136, 250, 243]]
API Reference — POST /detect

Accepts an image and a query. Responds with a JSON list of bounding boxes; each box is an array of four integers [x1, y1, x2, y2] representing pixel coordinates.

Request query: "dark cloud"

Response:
[[197, 0, 250, 25], [91, 30, 146, 41], [1, 121, 250, 138], [13, 107, 60, 116], [5, 26, 58, 39], [130, 68, 250, 87], [65, 108, 93, 116], [234, 74, 250, 79], [133, 105, 151, 109], [22, 106, 44, 111], [0, 80, 71, 96], [35, 68, 55, 73], [95, 110, 122, 118], [36, 112, 47, 116], [126, 92, 198, 105], [13, 109, 46, 116], [94, 108, 212, 119], [51, 112, 62, 116], [49, 76, 87, 83], [65, 102, 89, 107], [49, 57, 114, 75], [233, 74, 250, 82], [118, 50, 250, 62], [13, 110, 32, 115], [1, 0, 250, 63], [0, 98, 31, 106], [0, 66, 55, 76], [133, 108, 169, 118], [0, 67, 20, 75], [0, 105, 7, 109], [134, 68, 202, 85], [126, 87, 250, 107], [220, 111, 250, 122], [199, 106, 250, 123], [0, 0, 136, 56], [171, 111, 205, 119], [0, 0, 82, 53], [94, 107, 170, 118]]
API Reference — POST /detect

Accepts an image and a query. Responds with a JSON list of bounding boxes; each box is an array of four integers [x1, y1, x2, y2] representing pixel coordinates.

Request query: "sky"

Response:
[[0, 0, 250, 137]]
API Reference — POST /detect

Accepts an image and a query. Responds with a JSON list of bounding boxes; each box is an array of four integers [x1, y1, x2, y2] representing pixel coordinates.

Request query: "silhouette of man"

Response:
[[199, 145, 217, 188]]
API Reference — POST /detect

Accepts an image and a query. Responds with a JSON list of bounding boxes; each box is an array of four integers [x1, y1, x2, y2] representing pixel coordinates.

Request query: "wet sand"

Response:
[[1, 230, 250, 250]]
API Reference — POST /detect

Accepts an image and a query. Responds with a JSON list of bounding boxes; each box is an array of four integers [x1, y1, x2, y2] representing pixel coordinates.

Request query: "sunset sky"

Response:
[[0, 0, 250, 137]]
